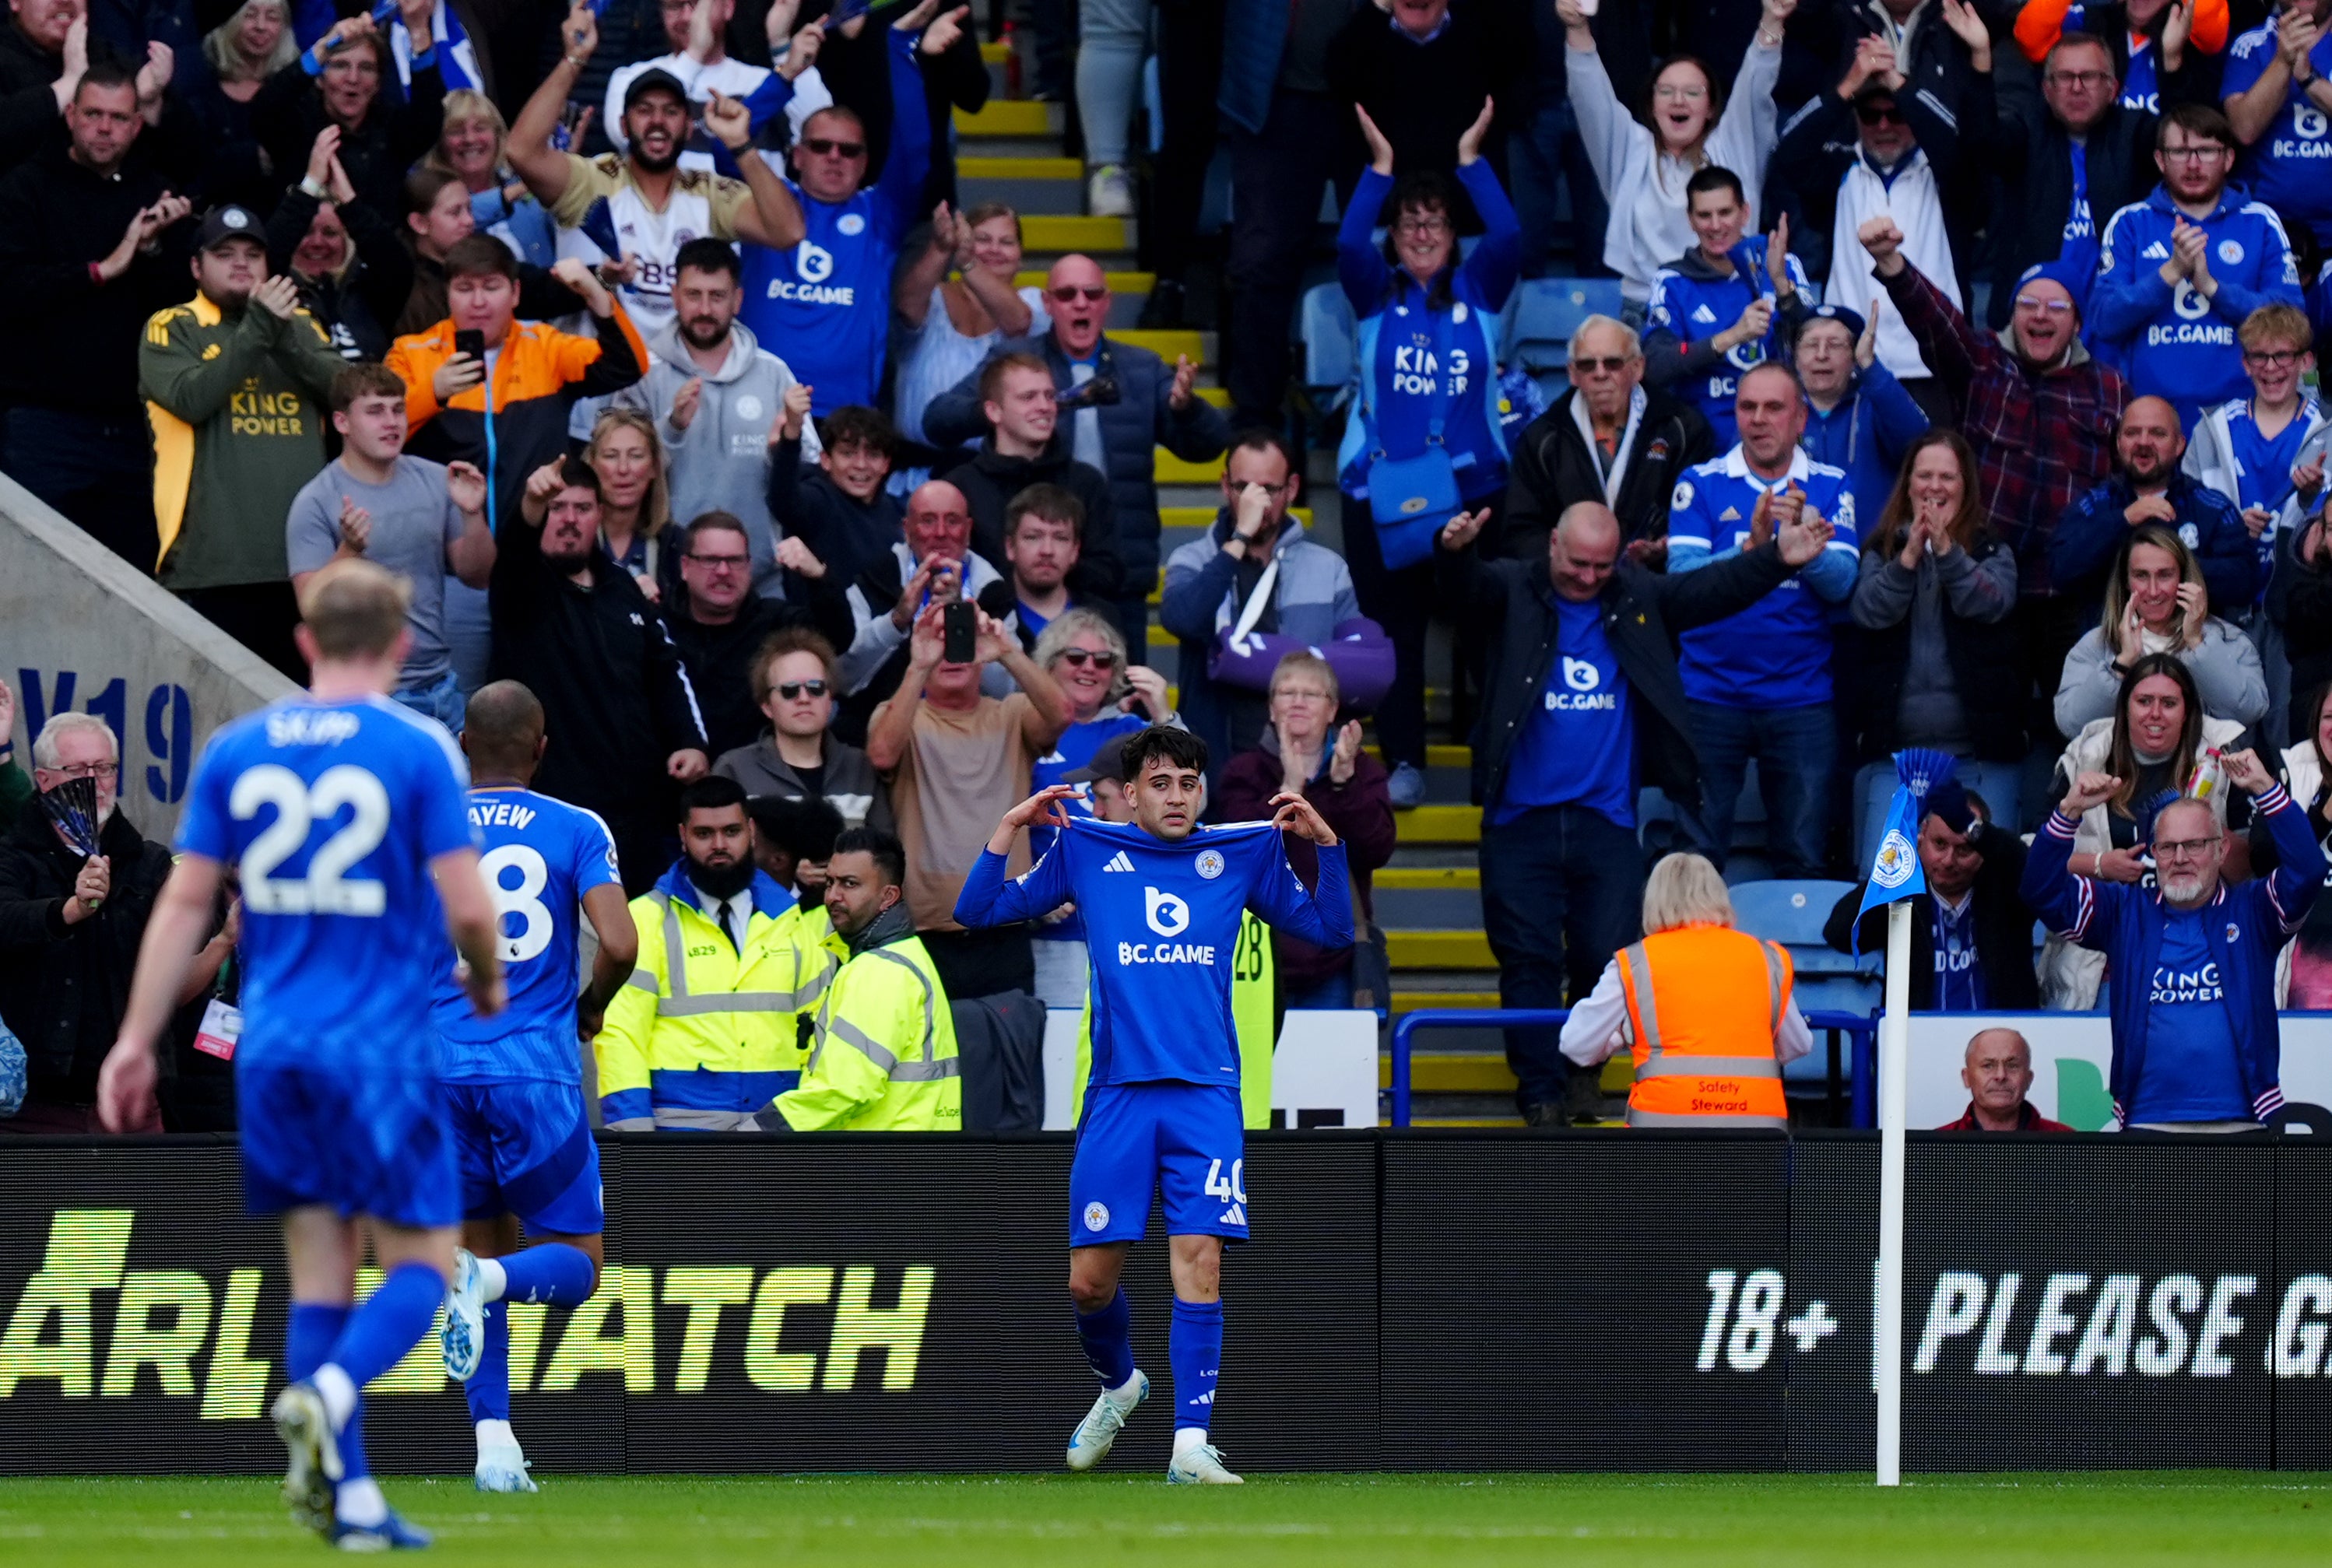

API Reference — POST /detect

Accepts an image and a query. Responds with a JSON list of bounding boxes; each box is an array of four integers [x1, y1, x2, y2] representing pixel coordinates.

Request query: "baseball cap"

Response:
[[1064, 735, 1130, 786], [195, 205, 264, 253], [623, 67, 689, 113], [1795, 301, 1867, 342]]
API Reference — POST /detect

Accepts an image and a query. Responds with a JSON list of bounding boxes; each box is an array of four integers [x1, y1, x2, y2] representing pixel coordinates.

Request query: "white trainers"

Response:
[[476, 1440, 539, 1493], [269, 1380, 343, 1533], [1065, 1370, 1147, 1471], [1165, 1440, 1243, 1484], [441, 1247, 486, 1382], [1087, 164, 1135, 218]]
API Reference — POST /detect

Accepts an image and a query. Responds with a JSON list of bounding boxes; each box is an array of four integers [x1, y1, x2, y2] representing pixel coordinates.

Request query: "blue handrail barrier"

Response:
[[1387, 1008, 1882, 1128]]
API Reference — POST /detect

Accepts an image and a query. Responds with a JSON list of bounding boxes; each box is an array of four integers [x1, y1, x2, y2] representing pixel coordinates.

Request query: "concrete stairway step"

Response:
[[954, 100, 1062, 138], [1021, 215, 1135, 256], [1395, 805, 1480, 847], [1388, 929, 1495, 970]]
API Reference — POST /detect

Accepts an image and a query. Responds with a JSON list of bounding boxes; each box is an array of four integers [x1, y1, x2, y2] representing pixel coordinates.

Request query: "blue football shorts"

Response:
[[1068, 1081, 1249, 1246], [443, 1079, 605, 1236], [237, 1062, 459, 1229]]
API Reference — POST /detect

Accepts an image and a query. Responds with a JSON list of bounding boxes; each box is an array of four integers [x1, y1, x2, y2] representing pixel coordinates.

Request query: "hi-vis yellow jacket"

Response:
[[596, 862, 837, 1129], [775, 915, 961, 1132]]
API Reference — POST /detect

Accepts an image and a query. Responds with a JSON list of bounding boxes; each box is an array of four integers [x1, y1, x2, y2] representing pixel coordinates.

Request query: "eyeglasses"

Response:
[[2014, 294, 2076, 316], [2159, 143, 2231, 162], [45, 762, 117, 780], [774, 680, 829, 699], [2244, 348, 2304, 368], [1573, 354, 1635, 374], [1396, 215, 1452, 237], [802, 137, 866, 159], [687, 552, 750, 570], [2045, 68, 2113, 87], [1055, 649, 1120, 668], [1274, 686, 1336, 703], [2154, 837, 2221, 861], [1048, 285, 1108, 303], [1651, 82, 1709, 101], [1855, 103, 1907, 126]]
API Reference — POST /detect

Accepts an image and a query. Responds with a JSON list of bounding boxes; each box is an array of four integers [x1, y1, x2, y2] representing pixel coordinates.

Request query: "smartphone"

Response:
[[453, 328, 486, 361], [942, 601, 977, 665]]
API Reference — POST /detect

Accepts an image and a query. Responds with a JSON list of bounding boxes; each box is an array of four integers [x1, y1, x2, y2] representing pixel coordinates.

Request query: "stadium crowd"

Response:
[[4, 0, 2332, 1138]]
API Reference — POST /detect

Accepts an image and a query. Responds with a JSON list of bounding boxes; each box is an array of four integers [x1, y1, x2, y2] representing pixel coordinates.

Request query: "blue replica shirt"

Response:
[[1665, 447, 1860, 709], [1490, 595, 1635, 830], [2127, 911, 2251, 1123], [1026, 710, 1152, 943], [2222, 396, 2321, 596], [1645, 244, 1814, 447], [2223, 22, 2332, 244], [175, 695, 476, 1080], [2060, 143, 2102, 314], [954, 816, 1353, 1087], [1931, 893, 1988, 1012], [430, 787, 620, 1083], [736, 30, 929, 414], [2089, 187, 2305, 428], [1368, 295, 1503, 501]]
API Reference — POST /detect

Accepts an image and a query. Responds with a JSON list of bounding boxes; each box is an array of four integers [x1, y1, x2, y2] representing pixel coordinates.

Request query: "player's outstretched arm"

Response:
[[578, 883, 640, 1040], [953, 787, 1076, 928], [97, 853, 223, 1131], [433, 846, 507, 1018]]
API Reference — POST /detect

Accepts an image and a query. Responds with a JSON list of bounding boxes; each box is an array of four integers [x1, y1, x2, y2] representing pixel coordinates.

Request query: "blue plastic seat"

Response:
[[1502, 277, 1627, 402], [1300, 282, 1357, 410]]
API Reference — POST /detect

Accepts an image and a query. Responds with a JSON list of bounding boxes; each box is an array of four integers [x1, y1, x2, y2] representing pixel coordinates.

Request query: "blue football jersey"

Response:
[[955, 816, 1353, 1087], [176, 695, 476, 1080], [431, 787, 620, 1083]]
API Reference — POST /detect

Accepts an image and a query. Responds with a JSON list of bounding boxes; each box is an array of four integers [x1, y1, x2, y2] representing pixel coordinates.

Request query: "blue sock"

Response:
[[326, 1263, 445, 1390], [463, 1300, 510, 1425], [1073, 1287, 1135, 1388], [496, 1244, 596, 1308], [336, 1394, 371, 1482], [1169, 1296, 1223, 1436], [285, 1303, 350, 1384]]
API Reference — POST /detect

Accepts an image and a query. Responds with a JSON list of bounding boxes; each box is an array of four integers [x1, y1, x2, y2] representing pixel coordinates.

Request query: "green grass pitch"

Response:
[[2, 1473, 2329, 1565]]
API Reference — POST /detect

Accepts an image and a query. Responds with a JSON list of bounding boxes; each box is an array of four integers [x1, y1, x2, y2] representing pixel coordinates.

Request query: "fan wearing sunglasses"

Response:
[[736, 3, 963, 415], [713, 624, 893, 835], [1773, 9, 1992, 402]]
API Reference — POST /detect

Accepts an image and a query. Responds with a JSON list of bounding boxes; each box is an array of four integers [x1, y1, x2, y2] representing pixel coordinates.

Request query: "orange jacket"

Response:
[[2014, 0, 2228, 68], [1616, 926, 1792, 1128], [385, 306, 648, 524]]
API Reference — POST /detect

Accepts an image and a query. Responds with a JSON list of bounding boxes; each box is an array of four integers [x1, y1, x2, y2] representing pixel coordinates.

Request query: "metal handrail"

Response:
[[1387, 1007, 1881, 1128]]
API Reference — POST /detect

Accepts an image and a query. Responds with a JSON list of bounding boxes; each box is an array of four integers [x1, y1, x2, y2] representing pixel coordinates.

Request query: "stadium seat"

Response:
[[1503, 277, 1626, 402], [1731, 879, 1858, 965], [1300, 282, 1357, 412]]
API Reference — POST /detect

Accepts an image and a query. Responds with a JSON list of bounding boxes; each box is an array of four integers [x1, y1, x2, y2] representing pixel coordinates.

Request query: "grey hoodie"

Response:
[[613, 317, 824, 600]]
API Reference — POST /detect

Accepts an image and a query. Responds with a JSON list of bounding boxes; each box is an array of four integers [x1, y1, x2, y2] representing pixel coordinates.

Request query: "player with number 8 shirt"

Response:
[[954, 725, 1352, 1484], [427, 681, 640, 1494], [97, 560, 506, 1548]]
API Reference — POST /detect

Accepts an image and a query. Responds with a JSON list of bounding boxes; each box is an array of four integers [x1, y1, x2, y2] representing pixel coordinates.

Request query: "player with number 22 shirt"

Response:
[[97, 560, 507, 1549], [954, 724, 1352, 1484]]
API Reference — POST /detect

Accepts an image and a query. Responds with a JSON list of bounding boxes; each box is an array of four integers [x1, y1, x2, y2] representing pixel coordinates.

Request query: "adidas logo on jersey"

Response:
[[2141, 240, 2170, 261], [1104, 851, 1136, 872], [1691, 303, 1719, 324], [1218, 1204, 1246, 1226]]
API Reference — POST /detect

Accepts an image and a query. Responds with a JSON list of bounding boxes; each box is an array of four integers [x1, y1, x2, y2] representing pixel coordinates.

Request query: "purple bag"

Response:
[[1208, 614, 1396, 714]]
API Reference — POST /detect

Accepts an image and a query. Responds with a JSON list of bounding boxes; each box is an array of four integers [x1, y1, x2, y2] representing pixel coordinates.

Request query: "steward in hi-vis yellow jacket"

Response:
[[774, 900, 961, 1131], [596, 860, 837, 1130]]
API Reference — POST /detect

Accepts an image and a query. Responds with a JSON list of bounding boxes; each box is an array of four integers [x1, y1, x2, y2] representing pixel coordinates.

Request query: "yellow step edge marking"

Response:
[[1373, 866, 1480, 890], [1394, 806, 1482, 846], [958, 156, 1082, 180]]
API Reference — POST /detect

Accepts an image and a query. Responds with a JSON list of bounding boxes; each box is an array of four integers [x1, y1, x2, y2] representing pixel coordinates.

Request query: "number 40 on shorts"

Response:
[[1204, 1158, 1246, 1204]]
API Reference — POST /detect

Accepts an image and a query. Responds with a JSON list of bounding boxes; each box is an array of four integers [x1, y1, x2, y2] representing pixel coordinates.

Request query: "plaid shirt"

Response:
[[1883, 263, 2128, 598]]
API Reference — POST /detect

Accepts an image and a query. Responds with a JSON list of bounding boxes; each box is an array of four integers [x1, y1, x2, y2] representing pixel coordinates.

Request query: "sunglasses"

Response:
[[775, 680, 829, 699], [1055, 649, 1121, 668], [1048, 285, 1109, 303], [802, 136, 866, 158], [1573, 354, 1634, 374], [1855, 103, 1906, 126]]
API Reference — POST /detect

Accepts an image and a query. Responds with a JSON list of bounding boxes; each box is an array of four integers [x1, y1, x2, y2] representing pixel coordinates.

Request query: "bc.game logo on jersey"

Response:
[[1119, 887, 1216, 966]]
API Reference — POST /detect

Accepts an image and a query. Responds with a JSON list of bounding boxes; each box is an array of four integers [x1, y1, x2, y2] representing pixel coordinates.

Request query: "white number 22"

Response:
[[230, 763, 391, 915]]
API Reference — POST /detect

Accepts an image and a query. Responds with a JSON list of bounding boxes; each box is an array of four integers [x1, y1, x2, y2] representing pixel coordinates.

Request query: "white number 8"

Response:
[[480, 844, 554, 963]]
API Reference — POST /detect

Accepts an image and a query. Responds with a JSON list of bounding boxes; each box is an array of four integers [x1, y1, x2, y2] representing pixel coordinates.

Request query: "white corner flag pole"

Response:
[[1874, 896, 1912, 1487]]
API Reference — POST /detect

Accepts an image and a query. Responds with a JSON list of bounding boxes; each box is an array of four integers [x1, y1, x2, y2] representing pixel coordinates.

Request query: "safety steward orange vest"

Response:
[[1615, 926, 1792, 1128]]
